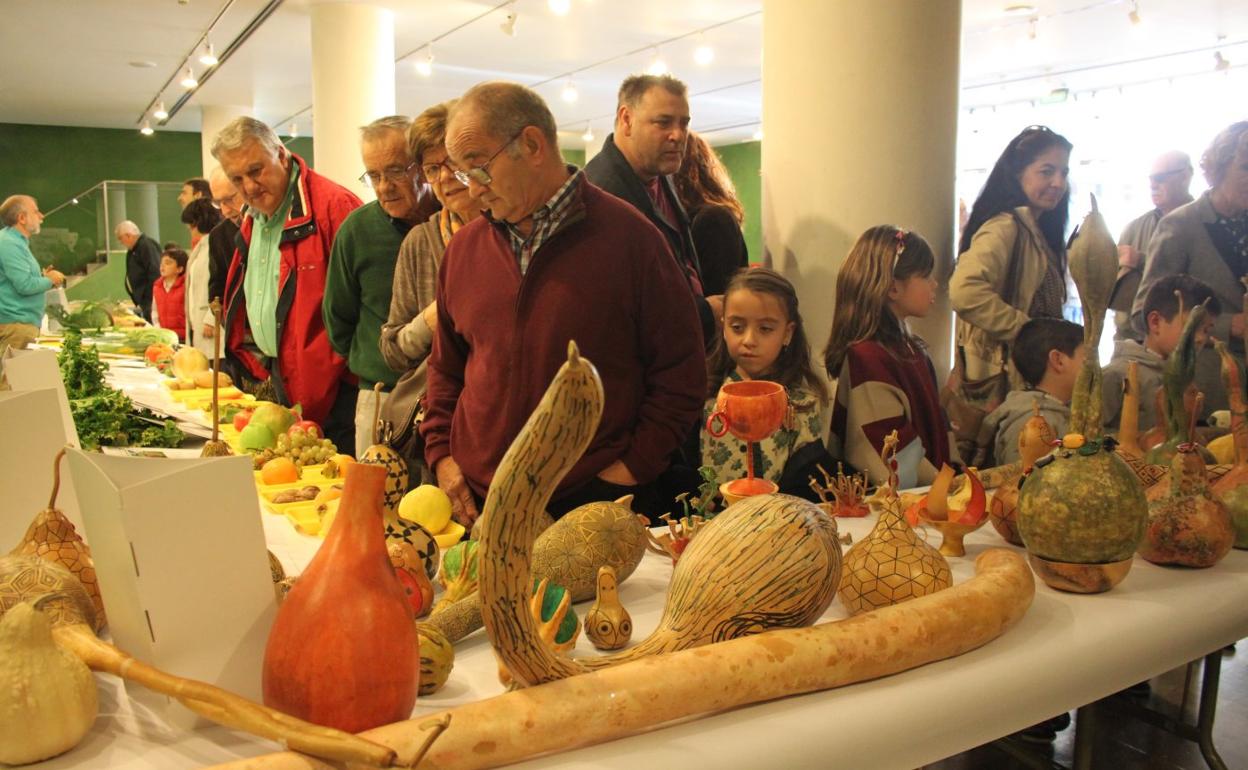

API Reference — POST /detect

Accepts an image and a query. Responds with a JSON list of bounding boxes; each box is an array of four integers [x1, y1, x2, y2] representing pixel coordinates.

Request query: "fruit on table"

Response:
[[262, 463, 419, 733], [192, 369, 233, 389], [275, 428, 337, 469], [289, 420, 321, 437], [239, 423, 277, 452], [171, 347, 210, 380], [0, 603, 98, 765], [233, 409, 255, 432], [250, 402, 297, 438], [397, 485, 461, 548], [261, 457, 300, 486], [271, 486, 320, 504], [144, 343, 174, 369], [321, 454, 355, 479]]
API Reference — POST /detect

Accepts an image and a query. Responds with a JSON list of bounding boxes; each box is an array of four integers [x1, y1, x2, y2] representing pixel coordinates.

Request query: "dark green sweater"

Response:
[[323, 201, 412, 389]]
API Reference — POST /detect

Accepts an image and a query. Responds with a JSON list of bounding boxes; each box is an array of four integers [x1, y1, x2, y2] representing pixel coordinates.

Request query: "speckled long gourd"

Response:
[[479, 342, 843, 688], [1066, 195, 1118, 438]]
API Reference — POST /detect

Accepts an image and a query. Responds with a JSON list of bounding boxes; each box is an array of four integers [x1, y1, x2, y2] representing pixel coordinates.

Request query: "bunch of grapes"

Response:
[[272, 426, 337, 469]]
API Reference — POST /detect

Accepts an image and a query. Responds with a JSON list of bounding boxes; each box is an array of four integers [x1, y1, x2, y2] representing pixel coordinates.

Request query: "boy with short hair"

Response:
[[977, 318, 1085, 467], [1102, 274, 1220, 432], [152, 246, 188, 342]]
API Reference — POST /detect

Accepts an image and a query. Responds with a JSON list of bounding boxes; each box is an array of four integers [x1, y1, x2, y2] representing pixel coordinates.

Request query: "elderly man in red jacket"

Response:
[[212, 116, 362, 450], [420, 81, 706, 526]]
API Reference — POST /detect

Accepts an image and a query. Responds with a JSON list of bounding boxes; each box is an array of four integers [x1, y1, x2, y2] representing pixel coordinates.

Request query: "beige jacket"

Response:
[[950, 207, 1055, 381]]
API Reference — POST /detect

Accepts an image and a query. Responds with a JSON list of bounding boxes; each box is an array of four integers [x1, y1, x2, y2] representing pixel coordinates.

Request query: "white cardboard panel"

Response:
[[4, 346, 79, 450], [0, 388, 83, 548], [65, 450, 276, 728]]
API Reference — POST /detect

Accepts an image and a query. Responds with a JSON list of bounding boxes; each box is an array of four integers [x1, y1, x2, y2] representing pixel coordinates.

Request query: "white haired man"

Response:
[[212, 116, 362, 448], [115, 219, 161, 322]]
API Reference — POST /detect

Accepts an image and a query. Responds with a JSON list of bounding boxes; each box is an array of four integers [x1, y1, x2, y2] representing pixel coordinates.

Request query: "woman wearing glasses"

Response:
[[1130, 121, 1248, 415], [378, 100, 483, 482], [946, 125, 1073, 456]]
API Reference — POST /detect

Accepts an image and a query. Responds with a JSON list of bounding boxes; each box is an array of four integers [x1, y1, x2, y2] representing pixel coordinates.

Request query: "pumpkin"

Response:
[[262, 462, 420, 733]]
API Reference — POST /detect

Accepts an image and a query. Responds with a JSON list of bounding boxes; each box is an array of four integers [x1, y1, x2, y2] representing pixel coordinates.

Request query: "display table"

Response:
[[25, 507, 1248, 770]]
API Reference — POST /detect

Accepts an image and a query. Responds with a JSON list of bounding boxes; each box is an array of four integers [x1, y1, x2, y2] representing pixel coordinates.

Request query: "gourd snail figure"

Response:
[[585, 565, 632, 651]]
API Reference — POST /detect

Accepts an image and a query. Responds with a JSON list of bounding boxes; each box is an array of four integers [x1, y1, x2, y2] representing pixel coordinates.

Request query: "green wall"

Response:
[[715, 140, 762, 264]]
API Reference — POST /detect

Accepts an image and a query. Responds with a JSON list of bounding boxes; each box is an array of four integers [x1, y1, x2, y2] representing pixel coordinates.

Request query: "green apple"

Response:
[[249, 401, 295, 437], [239, 423, 276, 452]]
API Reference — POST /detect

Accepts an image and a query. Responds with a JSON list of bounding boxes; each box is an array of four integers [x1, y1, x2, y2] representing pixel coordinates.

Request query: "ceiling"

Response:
[[0, 0, 1243, 147]]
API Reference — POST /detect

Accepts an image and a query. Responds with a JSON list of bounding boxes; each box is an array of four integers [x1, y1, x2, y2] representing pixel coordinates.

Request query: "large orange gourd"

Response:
[[262, 462, 419, 732]]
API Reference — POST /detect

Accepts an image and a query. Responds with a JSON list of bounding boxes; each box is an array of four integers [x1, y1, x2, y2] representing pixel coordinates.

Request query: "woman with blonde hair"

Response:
[[674, 131, 748, 295]]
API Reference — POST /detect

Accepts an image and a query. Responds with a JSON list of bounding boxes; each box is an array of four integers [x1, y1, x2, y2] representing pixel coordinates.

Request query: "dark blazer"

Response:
[[584, 133, 714, 343], [206, 217, 240, 308], [690, 203, 748, 296], [125, 233, 162, 321]]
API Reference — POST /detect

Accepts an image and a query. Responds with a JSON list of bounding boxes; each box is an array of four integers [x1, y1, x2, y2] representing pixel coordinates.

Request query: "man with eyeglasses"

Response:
[[584, 73, 718, 346], [323, 115, 432, 454], [212, 116, 362, 450], [206, 165, 243, 322], [1109, 150, 1194, 341], [420, 81, 706, 527]]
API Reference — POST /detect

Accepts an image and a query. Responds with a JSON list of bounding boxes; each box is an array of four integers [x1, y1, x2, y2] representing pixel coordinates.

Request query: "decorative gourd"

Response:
[[359, 382, 410, 514], [389, 541, 435, 618], [497, 578, 581, 689], [201, 299, 233, 457], [0, 602, 98, 765], [810, 463, 870, 518], [914, 466, 988, 558], [989, 401, 1053, 545], [1016, 199, 1149, 577], [0, 556, 400, 766], [1116, 361, 1145, 458], [478, 343, 842, 689], [584, 565, 632, 651], [1145, 300, 1209, 467], [840, 432, 951, 614], [384, 519, 439, 581], [1139, 405, 1234, 567], [262, 462, 420, 733], [434, 540, 480, 614], [415, 623, 455, 695], [1212, 320, 1248, 549], [10, 449, 105, 631]]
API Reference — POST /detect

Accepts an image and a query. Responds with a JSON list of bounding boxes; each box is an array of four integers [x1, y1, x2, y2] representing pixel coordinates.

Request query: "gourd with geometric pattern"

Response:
[[359, 382, 410, 515]]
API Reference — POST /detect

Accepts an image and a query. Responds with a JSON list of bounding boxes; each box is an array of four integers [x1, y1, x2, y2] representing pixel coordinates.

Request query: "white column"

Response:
[[761, 0, 961, 378], [582, 131, 605, 163], [310, 3, 396, 195], [200, 104, 252, 177], [132, 184, 161, 243]]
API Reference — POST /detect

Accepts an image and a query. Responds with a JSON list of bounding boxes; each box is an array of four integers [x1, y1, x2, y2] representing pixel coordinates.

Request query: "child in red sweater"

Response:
[[152, 245, 187, 341]]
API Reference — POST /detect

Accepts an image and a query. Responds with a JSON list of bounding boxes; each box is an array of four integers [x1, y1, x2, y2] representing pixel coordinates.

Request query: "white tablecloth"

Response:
[[26, 507, 1248, 770]]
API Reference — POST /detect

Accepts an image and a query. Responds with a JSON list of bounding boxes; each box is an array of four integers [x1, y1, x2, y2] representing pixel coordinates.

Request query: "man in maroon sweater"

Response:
[[420, 81, 706, 525]]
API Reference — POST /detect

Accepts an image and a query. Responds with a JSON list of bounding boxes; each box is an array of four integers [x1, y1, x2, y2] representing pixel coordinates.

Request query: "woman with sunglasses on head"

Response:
[[947, 125, 1073, 455], [377, 100, 483, 484]]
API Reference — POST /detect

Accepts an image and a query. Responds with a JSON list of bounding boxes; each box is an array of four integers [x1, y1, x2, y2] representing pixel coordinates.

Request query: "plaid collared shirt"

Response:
[[504, 167, 583, 274]]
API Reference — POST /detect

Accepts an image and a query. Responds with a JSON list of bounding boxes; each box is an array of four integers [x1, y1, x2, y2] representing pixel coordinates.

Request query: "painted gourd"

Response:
[[497, 578, 582, 689], [388, 541, 435, 618], [10, 449, 105, 632], [1211, 340, 1248, 548], [989, 402, 1054, 545], [477, 343, 843, 688], [435, 540, 480, 614], [528, 495, 648, 602], [840, 434, 951, 614], [359, 383, 410, 514], [0, 556, 98, 632], [1145, 302, 1209, 467], [584, 565, 632, 651], [262, 462, 419, 733], [384, 519, 439, 581], [415, 623, 455, 696]]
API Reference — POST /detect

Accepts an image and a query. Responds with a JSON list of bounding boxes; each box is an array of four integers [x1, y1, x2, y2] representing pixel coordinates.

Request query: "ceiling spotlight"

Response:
[[752, 128, 763, 141], [1127, 0, 1141, 26], [180, 66, 198, 89], [1214, 51, 1230, 71], [647, 50, 668, 77], [499, 5, 517, 36], [1003, 3, 1036, 15], [561, 81, 578, 103], [582, 126, 594, 143], [140, 121, 154, 136], [153, 101, 169, 121], [694, 35, 714, 66], [1027, 17, 1038, 41], [415, 48, 434, 77], [198, 41, 218, 67], [548, 0, 571, 16]]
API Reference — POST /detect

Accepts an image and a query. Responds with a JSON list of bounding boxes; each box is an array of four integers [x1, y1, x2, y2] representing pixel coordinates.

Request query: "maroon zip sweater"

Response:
[[421, 180, 706, 499]]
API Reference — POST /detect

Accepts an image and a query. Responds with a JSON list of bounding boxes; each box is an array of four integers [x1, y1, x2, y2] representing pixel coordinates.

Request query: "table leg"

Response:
[[1196, 651, 1228, 770], [1071, 703, 1096, 770]]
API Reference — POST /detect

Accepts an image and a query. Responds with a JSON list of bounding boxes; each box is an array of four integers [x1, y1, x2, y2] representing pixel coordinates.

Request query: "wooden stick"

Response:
[[210, 298, 222, 443], [206, 549, 1033, 770]]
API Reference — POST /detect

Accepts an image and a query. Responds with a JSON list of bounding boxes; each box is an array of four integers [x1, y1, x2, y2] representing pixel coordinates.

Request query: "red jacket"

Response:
[[152, 274, 186, 342], [420, 178, 706, 498], [222, 154, 362, 423]]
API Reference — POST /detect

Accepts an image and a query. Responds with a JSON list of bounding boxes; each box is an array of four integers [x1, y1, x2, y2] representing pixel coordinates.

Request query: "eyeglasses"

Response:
[[453, 129, 525, 187], [359, 161, 418, 188], [1149, 167, 1189, 185], [421, 159, 453, 182]]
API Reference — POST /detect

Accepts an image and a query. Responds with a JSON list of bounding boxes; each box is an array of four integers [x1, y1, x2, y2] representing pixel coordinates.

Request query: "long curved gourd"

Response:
[[1066, 194, 1117, 438], [209, 549, 1034, 770], [1145, 301, 1208, 466], [478, 343, 842, 688]]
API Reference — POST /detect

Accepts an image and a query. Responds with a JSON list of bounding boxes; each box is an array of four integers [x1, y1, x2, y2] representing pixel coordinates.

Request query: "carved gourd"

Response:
[[359, 382, 410, 515], [840, 433, 951, 614], [584, 565, 632, 650], [389, 541, 435, 618], [10, 449, 105, 632], [1145, 300, 1209, 467], [262, 462, 419, 733], [989, 401, 1054, 545]]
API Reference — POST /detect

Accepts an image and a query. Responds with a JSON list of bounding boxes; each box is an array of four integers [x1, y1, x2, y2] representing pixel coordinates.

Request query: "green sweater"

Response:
[[323, 201, 412, 390]]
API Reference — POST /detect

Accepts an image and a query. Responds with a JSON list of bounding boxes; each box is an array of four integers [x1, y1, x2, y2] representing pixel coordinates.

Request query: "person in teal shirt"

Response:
[[0, 195, 65, 381]]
